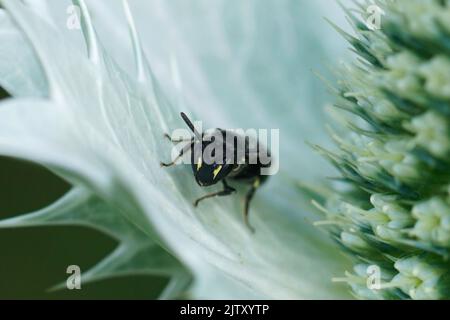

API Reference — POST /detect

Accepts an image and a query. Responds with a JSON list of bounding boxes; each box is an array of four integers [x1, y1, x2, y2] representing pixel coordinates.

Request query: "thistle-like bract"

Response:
[[317, 0, 450, 299]]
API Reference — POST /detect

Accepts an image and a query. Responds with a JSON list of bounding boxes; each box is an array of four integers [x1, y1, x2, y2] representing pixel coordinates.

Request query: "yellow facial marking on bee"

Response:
[[197, 157, 202, 171], [213, 165, 223, 179], [253, 177, 261, 188]]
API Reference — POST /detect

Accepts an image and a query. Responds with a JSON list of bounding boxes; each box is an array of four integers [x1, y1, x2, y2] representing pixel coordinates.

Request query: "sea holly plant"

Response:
[[313, 0, 450, 299], [0, 0, 353, 299]]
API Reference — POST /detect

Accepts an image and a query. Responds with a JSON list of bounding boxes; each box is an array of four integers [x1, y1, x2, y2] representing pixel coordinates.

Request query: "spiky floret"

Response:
[[317, 0, 450, 299]]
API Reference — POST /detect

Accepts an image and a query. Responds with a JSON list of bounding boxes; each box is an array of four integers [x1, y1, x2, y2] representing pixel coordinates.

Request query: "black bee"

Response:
[[161, 112, 270, 232]]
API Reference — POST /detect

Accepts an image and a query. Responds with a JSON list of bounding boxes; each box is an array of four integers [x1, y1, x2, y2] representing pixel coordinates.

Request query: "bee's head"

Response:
[[192, 162, 233, 187], [180, 112, 235, 186], [191, 142, 234, 187]]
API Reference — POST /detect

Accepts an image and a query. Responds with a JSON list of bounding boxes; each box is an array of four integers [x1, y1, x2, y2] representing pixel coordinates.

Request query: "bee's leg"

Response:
[[164, 133, 193, 143], [243, 177, 261, 233], [194, 180, 236, 207], [160, 141, 194, 167]]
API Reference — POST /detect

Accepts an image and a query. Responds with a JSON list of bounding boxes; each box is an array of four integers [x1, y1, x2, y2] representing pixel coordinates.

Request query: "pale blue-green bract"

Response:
[[0, 0, 352, 299]]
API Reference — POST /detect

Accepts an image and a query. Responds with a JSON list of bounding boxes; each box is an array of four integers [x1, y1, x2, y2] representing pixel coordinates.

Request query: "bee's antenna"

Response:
[[180, 112, 202, 141]]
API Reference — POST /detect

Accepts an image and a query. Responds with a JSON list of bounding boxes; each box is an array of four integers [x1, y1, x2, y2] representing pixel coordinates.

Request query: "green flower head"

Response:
[[316, 0, 450, 300]]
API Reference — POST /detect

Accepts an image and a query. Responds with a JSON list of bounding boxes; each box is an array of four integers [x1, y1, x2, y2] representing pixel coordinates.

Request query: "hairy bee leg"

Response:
[[194, 180, 236, 207], [164, 133, 193, 143], [160, 141, 194, 167], [243, 177, 261, 233]]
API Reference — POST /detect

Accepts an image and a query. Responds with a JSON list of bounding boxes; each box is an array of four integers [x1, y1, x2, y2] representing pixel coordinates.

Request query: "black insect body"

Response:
[[161, 112, 271, 232]]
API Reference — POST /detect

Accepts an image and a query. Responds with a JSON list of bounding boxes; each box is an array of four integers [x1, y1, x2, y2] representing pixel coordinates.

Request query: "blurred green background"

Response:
[[0, 86, 168, 299]]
